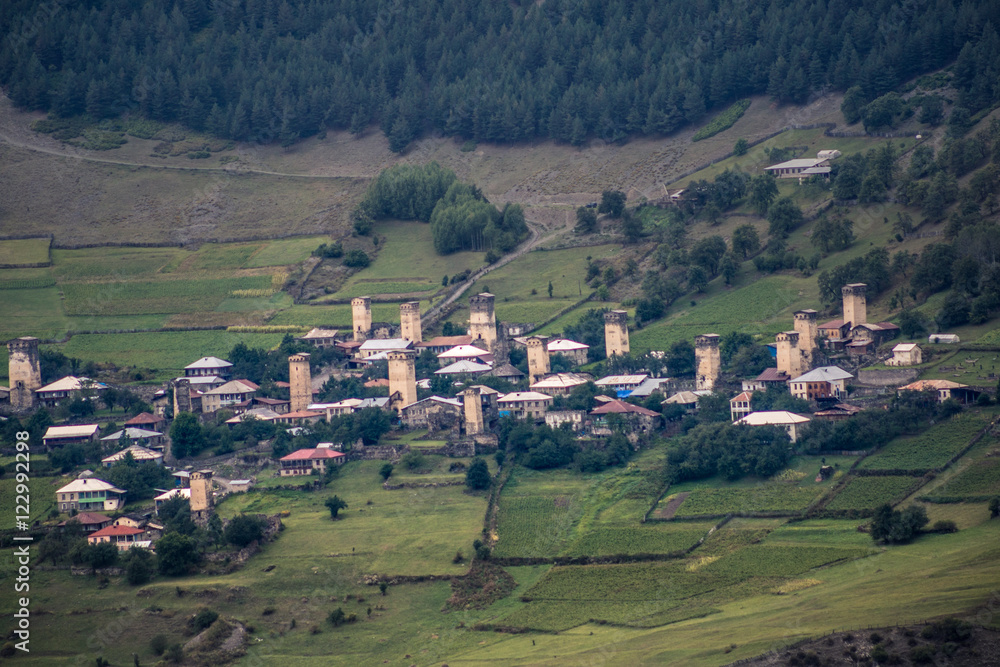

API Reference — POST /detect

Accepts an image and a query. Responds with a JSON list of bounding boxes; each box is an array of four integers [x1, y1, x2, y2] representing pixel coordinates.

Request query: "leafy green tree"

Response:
[[990, 497, 1000, 518], [840, 86, 867, 124], [124, 547, 154, 585], [621, 211, 643, 243], [767, 198, 803, 238], [897, 310, 928, 337], [719, 253, 739, 285], [598, 190, 626, 218], [157, 533, 199, 576], [575, 207, 598, 234], [224, 514, 267, 548], [325, 496, 348, 519], [169, 413, 203, 459], [749, 175, 779, 216], [690, 236, 727, 276], [731, 224, 760, 258], [465, 458, 491, 490], [379, 464, 394, 481], [811, 217, 855, 253], [733, 138, 749, 156], [862, 92, 903, 130], [687, 265, 709, 292]]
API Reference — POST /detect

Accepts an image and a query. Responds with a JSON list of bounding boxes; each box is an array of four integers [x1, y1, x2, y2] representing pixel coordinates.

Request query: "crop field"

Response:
[[183, 242, 264, 270], [58, 330, 286, 373], [61, 275, 274, 315], [0, 237, 50, 265], [494, 298, 579, 325], [0, 287, 68, 339], [390, 455, 498, 485], [858, 411, 994, 471], [671, 485, 824, 517], [823, 476, 921, 512], [562, 522, 714, 557], [51, 247, 183, 278], [244, 235, 327, 267], [922, 448, 1000, 499], [493, 468, 594, 558], [336, 280, 438, 298], [469, 244, 620, 302]]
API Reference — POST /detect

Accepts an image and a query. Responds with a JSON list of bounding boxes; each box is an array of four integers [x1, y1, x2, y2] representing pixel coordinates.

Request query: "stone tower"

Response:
[[462, 387, 485, 435], [468, 293, 497, 351], [604, 310, 630, 357], [388, 350, 417, 412], [526, 337, 550, 385], [793, 309, 818, 366], [7, 336, 41, 412], [399, 301, 423, 344], [352, 296, 372, 342], [775, 331, 804, 378], [694, 334, 721, 391], [288, 353, 312, 413], [842, 283, 867, 327], [190, 470, 214, 525], [172, 378, 192, 415]]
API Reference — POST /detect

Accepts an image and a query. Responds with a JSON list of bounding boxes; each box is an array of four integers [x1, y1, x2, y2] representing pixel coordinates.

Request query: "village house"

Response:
[[545, 410, 588, 432], [298, 328, 339, 348], [530, 372, 591, 397], [788, 366, 854, 401], [482, 363, 525, 381], [434, 360, 493, 377], [42, 424, 100, 450], [155, 487, 190, 513], [734, 411, 811, 443], [628, 377, 672, 399], [58, 512, 113, 534], [886, 343, 922, 366], [594, 374, 649, 397], [898, 380, 981, 404], [87, 524, 148, 550], [100, 443, 164, 467], [200, 379, 259, 413], [546, 339, 590, 366], [742, 368, 790, 392], [252, 396, 291, 413], [35, 376, 108, 407], [497, 391, 553, 421], [229, 479, 254, 493], [764, 151, 838, 180], [663, 390, 712, 413], [846, 322, 900, 355], [928, 334, 960, 344], [813, 403, 863, 420], [437, 344, 493, 366], [358, 338, 413, 360], [100, 427, 165, 450], [271, 409, 324, 426], [817, 320, 852, 350], [399, 396, 463, 430], [124, 412, 166, 432], [56, 478, 126, 513], [416, 335, 474, 355], [226, 407, 282, 424], [279, 446, 346, 476], [180, 356, 232, 389], [730, 391, 754, 422], [590, 399, 661, 431]]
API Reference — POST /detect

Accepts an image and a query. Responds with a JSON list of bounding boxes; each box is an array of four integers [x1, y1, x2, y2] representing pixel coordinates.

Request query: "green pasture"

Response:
[[57, 330, 286, 375], [61, 276, 273, 316], [859, 410, 995, 471], [918, 435, 1000, 500], [471, 244, 619, 301], [823, 475, 922, 512], [51, 247, 183, 278], [389, 454, 498, 486], [0, 237, 50, 265], [0, 475, 62, 530], [245, 236, 328, 267]]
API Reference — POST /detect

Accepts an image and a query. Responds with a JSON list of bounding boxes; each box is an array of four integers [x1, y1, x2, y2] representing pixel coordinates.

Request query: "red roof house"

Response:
[[279, 447, 346, 476]]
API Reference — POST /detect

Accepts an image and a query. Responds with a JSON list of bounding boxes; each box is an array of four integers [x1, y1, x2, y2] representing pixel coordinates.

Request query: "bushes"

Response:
[[870, 503, 929, 544], [465, 458, 491, 490], [224, 514, 267, 548], [343, 249, 370, 268], [189, 608, 219, 632], [692, 99, 751, 141]]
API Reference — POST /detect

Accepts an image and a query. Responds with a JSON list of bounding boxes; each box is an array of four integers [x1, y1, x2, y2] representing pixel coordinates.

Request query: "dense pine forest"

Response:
[[2, 0, 999, 150]]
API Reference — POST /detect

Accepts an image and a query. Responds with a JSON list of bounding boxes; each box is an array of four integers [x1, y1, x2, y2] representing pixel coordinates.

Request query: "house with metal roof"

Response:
[[56, 478, 126, 512], [434, 360, 493, 376], [200, 379, 259, 413], [184, 356, 232, 377], [298, 328, 339, 348], [36, 376, 108, 406], [497, 391, 553, 420], [546, 339, 590, 365], [788, 366, 853, 401], [530, 372, 591, 397], [358, 338, 413, 359], [734, 411, 811, 442], [43, 424, 100, 449], [101, 444, 164, 467], [594, 374, 649, 397]]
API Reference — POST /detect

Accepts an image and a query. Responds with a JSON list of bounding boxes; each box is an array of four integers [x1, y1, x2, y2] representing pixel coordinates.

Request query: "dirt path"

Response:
[[655, 492, 690, 520]]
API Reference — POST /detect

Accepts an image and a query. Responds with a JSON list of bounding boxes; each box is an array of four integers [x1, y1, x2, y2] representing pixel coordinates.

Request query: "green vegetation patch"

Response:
[[693, 99, 751, 141], [61, 276, 272, 315], [824, 476, 921, 512], [0, 476, 62, 530], [0, 287, 67, 339], [700, 544, 871, 579], [185, 243, 264, 270], [493, 468, 593, 558], [336, 280, 438, 298], [52, 247, 183, 279], [924, 453, 1000, 499], [494, 299, 579, 325], [245, 236, 327, 267], [563, 523, 713, 557], [472, 244, 619, 301], [858, 412, 993, 471], [0, 238, 50, 266], [673, 485, 824, 517]]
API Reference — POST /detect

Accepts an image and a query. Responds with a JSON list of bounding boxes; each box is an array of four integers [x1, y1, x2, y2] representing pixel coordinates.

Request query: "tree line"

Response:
[[3, 0, 998, 150]]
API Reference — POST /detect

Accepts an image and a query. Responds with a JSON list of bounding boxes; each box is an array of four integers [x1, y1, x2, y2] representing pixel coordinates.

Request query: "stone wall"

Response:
[[857, 369, 919, 386]]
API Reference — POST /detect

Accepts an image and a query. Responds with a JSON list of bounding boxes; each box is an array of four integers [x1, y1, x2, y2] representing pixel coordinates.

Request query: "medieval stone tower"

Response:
[[604, 310, 630, 357], [388, 350, 417, 412], [526, 337, 550, 385], [288, 352, 312, 413], [190, 470, 214, 525], [462, 387, 485, 435], [775, 331, 804, 378], [7, 336, 41, 412], [468, 293, 497, 351], [793, 309, 818, 366], [694, 334, 721, 391], [400, 301, 423, 344], [842, 283, 867, 327], [352, 296, 372, 342]]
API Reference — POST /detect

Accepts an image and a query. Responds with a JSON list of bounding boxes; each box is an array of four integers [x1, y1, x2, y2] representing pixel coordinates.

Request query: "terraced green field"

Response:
[[0, 237, 50, 265], [824, 476, 922, 512], [671, 486, 824, 517], [858, 411, 994, 471]]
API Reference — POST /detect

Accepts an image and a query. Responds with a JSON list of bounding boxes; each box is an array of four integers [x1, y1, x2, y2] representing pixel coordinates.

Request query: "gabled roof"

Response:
[[755, 368, 790, 382], [498, 391, 553, 403], [483, 363, 524, 378], [815, 403, 863, 416], [765, 158, 827, 170], [899, 379, 969, 391], [280, 448, 346, 462], [467, 384, 501, 396], [818, 319, 847, 329], [57, 478, 125, 495], [357, 397, 391, 409], [854, 321, 900, 332], [124, 412, 164, 426], [44, 424, 100, 439], [417, 335, 473, 348], [58, 512, 112, 526], [437, 344, 492, 359], [203, 379, 259, 395], [547, 339, 589, 352], [226, 407, 281, 423], [89, 525, 145, 538], [730, 391, 754, 403], [155, 488, 190, 501], [789, 366, 854, 383], [893, 343, 919, 352], [101, 444, 163, 463], [100, 428, 163, 442], [364, 378, 391, 388], [435, 360, 492, 374], [300, 328, 338, 339], [663, 390, 711, 405], [530, 373, 591, 390], [278, 410, 323, 419], [594, 374, 649, 387], [310, 399, 362, 411], [591, 399, 660, 417], [359, 338, 413, 351], [37, 376, 107, 393], [628, 378, 672, 397], [402, 396, 463, 410], [736, 411, 811, 426], [185, 356, 232, 370]]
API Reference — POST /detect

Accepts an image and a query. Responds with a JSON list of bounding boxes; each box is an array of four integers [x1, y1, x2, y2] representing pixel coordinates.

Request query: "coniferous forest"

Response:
[[2, 0, 1000, 151]]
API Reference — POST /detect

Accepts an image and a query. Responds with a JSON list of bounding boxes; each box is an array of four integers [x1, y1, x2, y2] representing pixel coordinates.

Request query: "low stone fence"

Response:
[[857, 369, 919, 386]]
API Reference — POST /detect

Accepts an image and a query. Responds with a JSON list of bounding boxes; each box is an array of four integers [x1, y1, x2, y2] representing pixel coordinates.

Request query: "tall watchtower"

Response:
[[793, 309, 818, 365], [399, 301, 423, 344], [604, 310, 630, 357], [694, 333, 721, 391], [7, 337, 41, 412], [288, 353, 312, 413], [468, 293, 497, 350], [352, 296, 372, 342], [842, 283, 867, 327], [526, 337, 550, 385], [462, 387, 485, 435], [775, 331, 804, 378], [388, 350, 417, 412], [190, 470, 214, 525]]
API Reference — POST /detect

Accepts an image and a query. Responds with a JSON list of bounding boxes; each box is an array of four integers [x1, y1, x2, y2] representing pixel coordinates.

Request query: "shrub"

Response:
[[328, 607, 346, 626], [164, 643, 184, 663], [909, 645, 936, 664], [224, 514, 267, 548], [930, 520, 958, 533], [343, 249, 371, 268], [693, 99, 751, 141], [465, 458, 491, 490], [990, 496, 1000, 518], [150, 634, 169, 656], [189, 608, 219, 632]]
